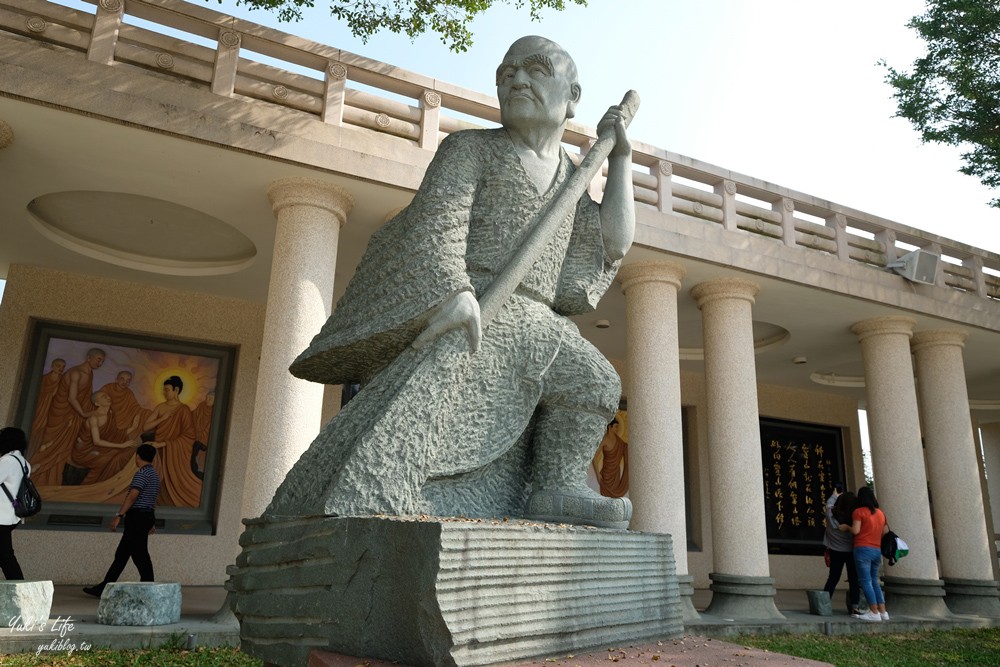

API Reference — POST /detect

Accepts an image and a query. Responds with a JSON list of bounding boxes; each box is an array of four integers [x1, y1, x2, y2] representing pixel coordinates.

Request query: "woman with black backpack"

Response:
[[0, 427, 29, 580]]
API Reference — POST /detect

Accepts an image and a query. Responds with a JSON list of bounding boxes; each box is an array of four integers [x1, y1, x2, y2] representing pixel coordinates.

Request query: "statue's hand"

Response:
[[598, 105, 631, 159], [412, 290, 482, 353]]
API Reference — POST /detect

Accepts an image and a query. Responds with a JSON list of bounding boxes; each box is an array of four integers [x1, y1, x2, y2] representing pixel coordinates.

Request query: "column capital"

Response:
[[690, 278, 759, 310], [850, 316, 916, 342], [267, 177, 354, 226], [911, 329, 968, 352], [0, 119, 13, 150], [617, 261, 686, 293]]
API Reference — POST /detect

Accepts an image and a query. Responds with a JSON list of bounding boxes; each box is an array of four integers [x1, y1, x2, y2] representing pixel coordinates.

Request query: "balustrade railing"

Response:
[[3, 0, 999, 301]]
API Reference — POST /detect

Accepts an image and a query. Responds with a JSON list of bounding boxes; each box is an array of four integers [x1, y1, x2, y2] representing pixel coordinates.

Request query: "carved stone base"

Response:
[[676, 574, 700, 622], [943, 577, 1000, 617], [703, 573, 785, 621], [883, 576, 953, 618], [229, 516, 684, 667]]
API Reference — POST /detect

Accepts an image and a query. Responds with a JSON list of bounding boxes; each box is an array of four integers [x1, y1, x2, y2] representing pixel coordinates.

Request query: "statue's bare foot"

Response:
[[525, 488, 632, 530]]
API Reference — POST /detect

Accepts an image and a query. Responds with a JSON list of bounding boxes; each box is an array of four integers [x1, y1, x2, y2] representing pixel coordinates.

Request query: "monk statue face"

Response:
[[86, 351, 106, 369], [51, 359, 65, 375], [496, 36, 581, 134], [93, 392, 111, 408], [116, 371, 133, 388]]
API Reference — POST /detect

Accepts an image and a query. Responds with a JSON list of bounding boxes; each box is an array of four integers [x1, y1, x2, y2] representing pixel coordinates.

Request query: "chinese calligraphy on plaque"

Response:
[[760, 418, 846, 555]]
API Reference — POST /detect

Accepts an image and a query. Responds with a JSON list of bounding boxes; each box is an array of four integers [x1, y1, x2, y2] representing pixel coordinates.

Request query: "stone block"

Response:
[[229, 516, 684, 667], [97, 582, 181, 626], [806, 590, 832, 616], [0, 580, 53, 629]]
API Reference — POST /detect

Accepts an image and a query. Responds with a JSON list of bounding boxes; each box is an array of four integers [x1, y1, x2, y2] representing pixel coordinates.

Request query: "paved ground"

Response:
[[311, 636, 834, 667]]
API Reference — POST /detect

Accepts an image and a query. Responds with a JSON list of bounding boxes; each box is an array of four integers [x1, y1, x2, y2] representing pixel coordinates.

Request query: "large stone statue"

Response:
[[266, 35, 636, 529]]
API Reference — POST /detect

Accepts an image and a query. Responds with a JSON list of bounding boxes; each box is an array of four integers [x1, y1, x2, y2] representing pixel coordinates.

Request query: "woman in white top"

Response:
[[0, 427, 29, 579]]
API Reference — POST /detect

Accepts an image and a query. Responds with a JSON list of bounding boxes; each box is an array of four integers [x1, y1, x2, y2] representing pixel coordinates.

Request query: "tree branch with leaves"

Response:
[[218, 0, 586, 52], [881, 0, 1000, 208]]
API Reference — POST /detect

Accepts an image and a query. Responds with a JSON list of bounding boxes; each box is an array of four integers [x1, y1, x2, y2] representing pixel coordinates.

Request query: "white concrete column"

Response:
[[620, 260, 698, 619], [618, 262, 687, 552], [983, 423, 1000, 539], [241, 177, 354, 519], [692, 278, 782, 620], [852, 316, 948, 616], [913, 330, 1000, 613]]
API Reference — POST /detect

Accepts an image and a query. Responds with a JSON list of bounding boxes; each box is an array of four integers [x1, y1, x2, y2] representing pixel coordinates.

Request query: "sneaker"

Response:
[[857, 611, 882, 622], [880, 611, 890, 621]]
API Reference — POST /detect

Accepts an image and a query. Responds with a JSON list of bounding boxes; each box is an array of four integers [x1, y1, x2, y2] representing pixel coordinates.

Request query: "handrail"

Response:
[[4, 0, 999, 301]]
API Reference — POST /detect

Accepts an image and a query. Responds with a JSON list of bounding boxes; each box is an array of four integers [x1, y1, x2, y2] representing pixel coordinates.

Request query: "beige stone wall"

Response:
[[0, 264, 263, 585]]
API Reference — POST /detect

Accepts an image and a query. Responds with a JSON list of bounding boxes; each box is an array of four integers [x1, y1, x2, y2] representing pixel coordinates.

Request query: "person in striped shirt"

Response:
[[83, 443, 160, 598]]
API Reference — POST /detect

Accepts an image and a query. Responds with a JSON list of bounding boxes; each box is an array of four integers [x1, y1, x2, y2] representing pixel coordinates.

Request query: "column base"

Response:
[[677, 574, 700, 622], [703, 572, 785, 621], [943, 577, 1000, 617], [883, 576, 952, 618]]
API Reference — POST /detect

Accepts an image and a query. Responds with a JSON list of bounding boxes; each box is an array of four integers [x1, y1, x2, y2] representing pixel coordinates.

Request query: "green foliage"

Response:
[[740, 627, 1000, 666], [881, 0, 1000, 208], [216, 0, 587, 52], [0, 645, 261, 666]]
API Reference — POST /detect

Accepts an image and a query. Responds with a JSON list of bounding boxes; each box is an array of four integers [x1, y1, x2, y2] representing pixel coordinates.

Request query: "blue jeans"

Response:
[[854, 546, 885, 606]]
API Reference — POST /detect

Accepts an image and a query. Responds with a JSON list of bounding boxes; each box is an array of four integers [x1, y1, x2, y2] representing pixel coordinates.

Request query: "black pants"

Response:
[[101, 509, 155, 585], [824, 547, 860, 611], [0, 524, 23, 580]]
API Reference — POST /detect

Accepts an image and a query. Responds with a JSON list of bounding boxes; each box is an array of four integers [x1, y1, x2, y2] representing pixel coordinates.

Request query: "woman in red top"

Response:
[[851, 486, 889, 622]]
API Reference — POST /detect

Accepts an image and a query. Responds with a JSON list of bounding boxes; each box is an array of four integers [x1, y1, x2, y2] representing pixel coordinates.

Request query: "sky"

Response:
[[1, 0, 997, 308]]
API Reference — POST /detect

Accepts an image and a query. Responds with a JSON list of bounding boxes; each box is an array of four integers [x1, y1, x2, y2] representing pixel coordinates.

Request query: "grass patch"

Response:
[[0, 645, 262, 666], [738, 627, 1000, 666]]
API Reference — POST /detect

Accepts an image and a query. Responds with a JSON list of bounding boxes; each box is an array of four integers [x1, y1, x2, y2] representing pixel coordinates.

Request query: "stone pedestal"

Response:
[[703, 573, 784, 621], [943, 578, 1000, 617], [883, 576, 951, 618], [97, 582, 181, 626], [229, 516, 683, 667], [0, 581, 52, 628]]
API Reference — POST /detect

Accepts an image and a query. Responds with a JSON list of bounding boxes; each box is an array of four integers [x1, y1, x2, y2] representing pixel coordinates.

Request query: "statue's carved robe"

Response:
[[30, 366, 94, 486], [150, 404, 201, 507], [269, 129, 621, 519]]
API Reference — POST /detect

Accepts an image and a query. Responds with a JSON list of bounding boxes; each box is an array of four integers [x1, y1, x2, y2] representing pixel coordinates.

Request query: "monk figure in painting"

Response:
[[594, 417, 628, 498], [143, 375, 201, 507], [190, 391, 214, 480], [27, 358, 65, 459], [69, 391, 142, 482], [98, 371, 149, 440], [268, 36, 635, 528], [30, 348, 105, 486]]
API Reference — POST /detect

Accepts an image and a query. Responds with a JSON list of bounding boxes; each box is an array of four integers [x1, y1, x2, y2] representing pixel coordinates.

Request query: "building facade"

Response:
[[2, 0, 1000, 617]]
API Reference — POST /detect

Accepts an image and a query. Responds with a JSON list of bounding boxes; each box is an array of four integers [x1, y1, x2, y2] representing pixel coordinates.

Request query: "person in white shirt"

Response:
[[0, 427, 30, 580]]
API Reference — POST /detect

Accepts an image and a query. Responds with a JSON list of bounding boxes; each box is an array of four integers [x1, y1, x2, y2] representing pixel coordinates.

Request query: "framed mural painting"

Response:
[[14, 321, 235, 535]]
